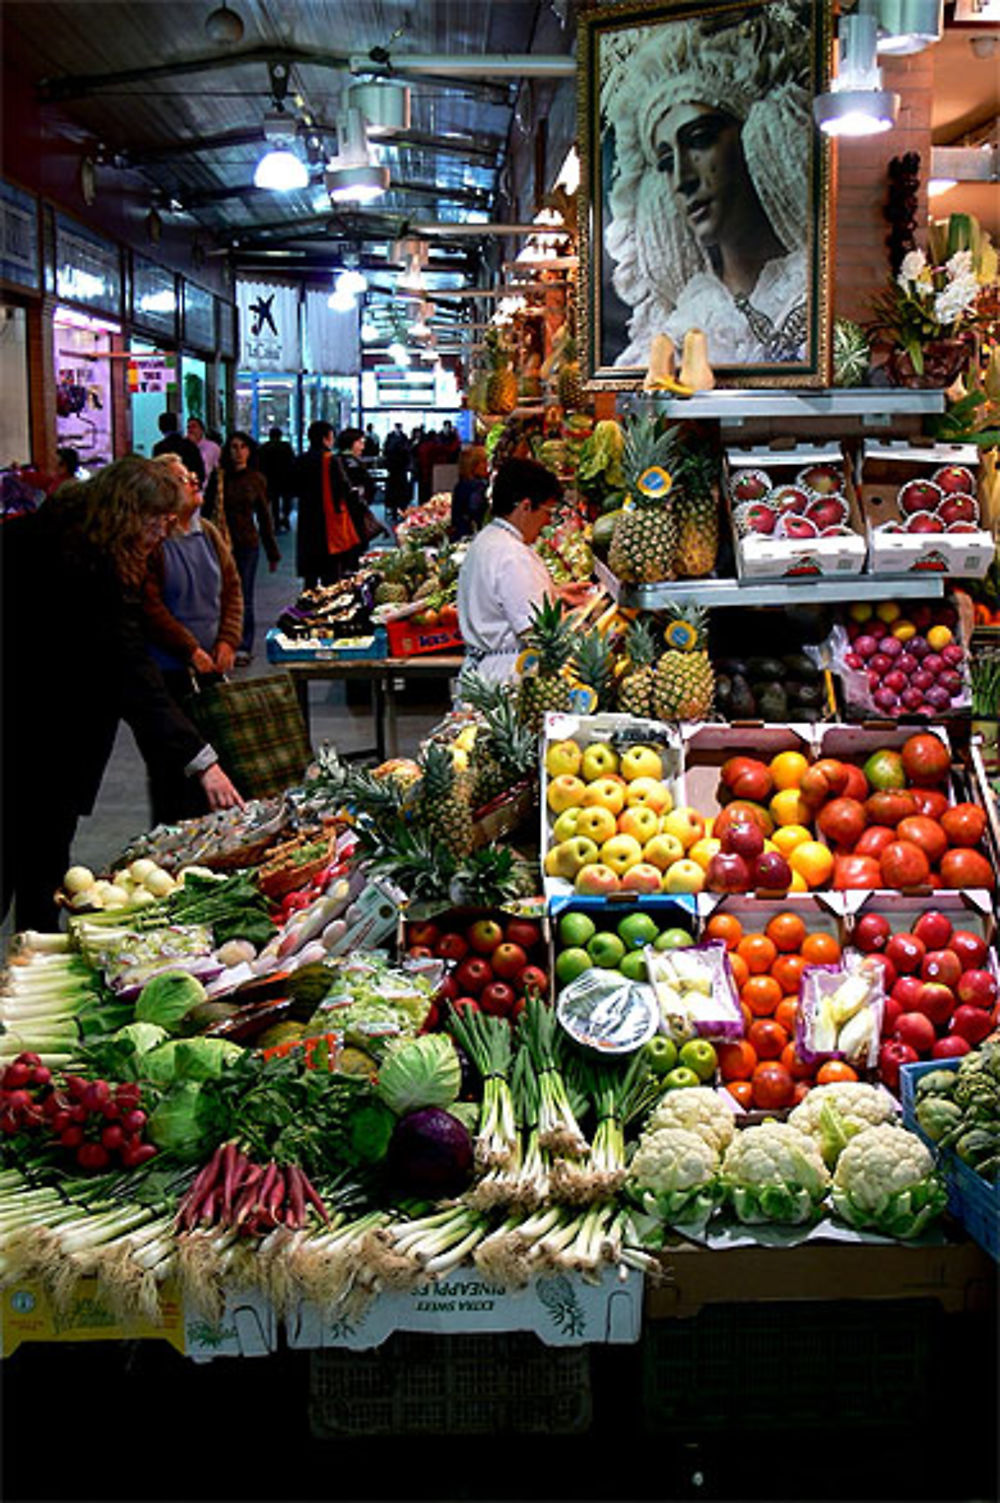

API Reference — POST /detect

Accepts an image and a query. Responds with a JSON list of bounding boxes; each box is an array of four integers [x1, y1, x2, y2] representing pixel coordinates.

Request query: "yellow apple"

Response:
[[620, 745, 663, 782], [581, 777, 626, 816], [625, 776, 674, 814], [642, 831, 686, 871], [547, 774, 587, 814], [617, 805, 660, 844], [688, 836, 722, 872], [545, 739, 582, 778], [580, 741, 619, 782], [662, 806, 706, 851], [574, 863, 621, 896], [575, 804, 619, 845], [543, 836, 599, 880], [663, 859, 706, 895], [551, 807, 583, 844], [621, 862, 665, 894], [600, 833, 644, 876]]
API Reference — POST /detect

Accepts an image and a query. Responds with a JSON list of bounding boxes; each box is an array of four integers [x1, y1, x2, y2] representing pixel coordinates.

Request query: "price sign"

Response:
[[128, 355, 177, 394]]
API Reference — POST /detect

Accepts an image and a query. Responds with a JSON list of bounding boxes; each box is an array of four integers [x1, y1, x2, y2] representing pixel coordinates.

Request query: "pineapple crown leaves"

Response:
[[367, 825, 458, 903], [672, 442, 720, 497], [622, 415, 683, 507], [416, 738, 461, 802], [573, 629, 616, 710], [523, 595, 577, 675], [474, 695, 539, 780], [625, 615, 660, 669], [458, 672, 508, 716], [448, 844, 536, 909], [661, 601, 709, 652]]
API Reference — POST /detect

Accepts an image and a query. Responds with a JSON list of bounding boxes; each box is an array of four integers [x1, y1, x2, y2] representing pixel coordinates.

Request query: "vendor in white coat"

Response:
[[457, 457, 591, 685]]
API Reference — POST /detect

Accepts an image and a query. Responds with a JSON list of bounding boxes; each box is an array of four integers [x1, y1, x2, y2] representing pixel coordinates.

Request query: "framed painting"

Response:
[[577, 0, 833, 389]]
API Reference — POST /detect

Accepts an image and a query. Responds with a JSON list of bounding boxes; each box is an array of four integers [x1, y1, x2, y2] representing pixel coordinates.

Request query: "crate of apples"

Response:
[[405, 912, 549, 1023], [850, 907, 1000, 1092]]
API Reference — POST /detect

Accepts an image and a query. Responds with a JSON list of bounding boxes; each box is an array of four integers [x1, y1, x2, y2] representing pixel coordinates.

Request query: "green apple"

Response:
[[555, 947, 592, 986], [678, 1038, 718, 1083], [619, 950, 648, 983], [558, 910, 596, 948], [587, 931, 626, 969], [581, 741, 619, 782], [552, 807, 583, 844], [663, 1065, 701, 1091], [654, 927, 695, 951], [643, 1035, 678, 1076], [617, 911, 659, 949]]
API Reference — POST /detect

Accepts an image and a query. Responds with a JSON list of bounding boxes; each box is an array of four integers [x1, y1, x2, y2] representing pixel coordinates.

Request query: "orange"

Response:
[[740, 1002, 754, 1033], [726, 1080, 754, 1109], [747, 1017, 789, 1060], [765, 912, 807, 953], [736, 933, 778, 975], [800, 931, 841, 966], [771, 953, 807, 996], [717, 1038, 757, 1082], [781, 1041, 816, 1081], [772, 824, 812, 857], [775, 997, 800, 1036], [770, 751, 810, 791], [741, 974, 783, 1017], [705, 913, 742, 951], [816, 1060, 859, 1084], [728, 951, 750, 990], [770, 788, 814, 828], [788, 840, 834, 889]]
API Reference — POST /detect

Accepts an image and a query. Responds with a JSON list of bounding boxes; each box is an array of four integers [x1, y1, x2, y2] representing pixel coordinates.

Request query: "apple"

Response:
[[575, 804, 619, 846], [866, 952, 898, 994], [855, 913, 892, 954], [618, 805, 661, 845], [678, 1038, 718, 1083], [600, 833, 645, 876], [950, 930, 988, 969], [898, 479, 941, 514], [644, 1036, 679, 1076], [932, 1035, 972, 1059], [620, 745, 663, 782], [491, 942, 529, 980], [780, 513, 819, 539], [517, 965, 549, 997], [731, 469, 770, 502], [664, 1066, 702, 1091], [620, 951, 648, 983], [886, 932, 926, 975], [912, 909, 953, 951], [773, 485, 810, 514], [551, 808, 583, 844], [545, 739, 583, 778], [934, 464, 974, 494], [587, 931, 627, 969], [558, 910, 596, 948], [706, 851, 751, 893], [407, 921, 440, 949], [466, 919, 504, 955], [574, 864, 621, 896], [435, 932, 470, 962], [881, 995, 903, 1038], [743, 501, 777, 534], [688, 836, 722, 872], [806, 496, 847, 531], [555, 947, 592, 986], [721, 818, 765, 862], [625, 777, 673, 814], [894, 1011, 937, 1055], [920, 949, 962, 989], [505, 919, 541, 952], [454, 956, 493, 994], [642, 832, 686, 871], [956, 969, 998, 1010], [480, 980, 517, 1017], [662, 859, 706, 895], [752, 851, 793, 894], [913, 981, 956, 1027], [543, 836, 600, 880], [655, 928, 695, 951], [581, 777, 626, 816], [949, 1004, 995, 1047], [662, 806, 707, 850], [580, 742, 619, 782], [879, 1039, 919, 1091], [939, 493, 978, 527], [547, 774, 587, 814], [407, 945, 434, 960], [892, 975, 925, 1011], [905, 511, 944, 534], [621, 862, 666, 895]]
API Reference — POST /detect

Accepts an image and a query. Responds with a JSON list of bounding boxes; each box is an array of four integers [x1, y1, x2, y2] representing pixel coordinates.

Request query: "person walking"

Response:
[[186, 416, 222, 485], [257, 424, 297, 534], [382, 422, 412, 520], [203, 432, 280, 664], [1, 455, 242, 932], [294, 420, 362, 588], [153, 410, 205, 484]]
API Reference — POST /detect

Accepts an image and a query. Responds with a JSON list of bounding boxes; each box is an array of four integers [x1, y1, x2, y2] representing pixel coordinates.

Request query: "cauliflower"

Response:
[[788, 1081, 899, 1168], [720, 1122, 831, 1225], [647, 1086, 736, 1156], [626, 1126, 722, 1226], [832, 1124, 947, 1239]]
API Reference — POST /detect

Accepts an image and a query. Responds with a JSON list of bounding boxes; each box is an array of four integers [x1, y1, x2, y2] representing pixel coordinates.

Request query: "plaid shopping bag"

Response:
[[185, 671, 313, 800]]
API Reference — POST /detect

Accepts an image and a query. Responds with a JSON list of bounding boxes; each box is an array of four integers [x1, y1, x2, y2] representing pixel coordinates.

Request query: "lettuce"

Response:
[[376, 1034, 462, 1116]]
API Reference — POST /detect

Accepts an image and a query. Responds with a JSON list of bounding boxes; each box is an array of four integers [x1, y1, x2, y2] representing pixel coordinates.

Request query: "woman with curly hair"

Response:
[[1, 455, 242, 932]]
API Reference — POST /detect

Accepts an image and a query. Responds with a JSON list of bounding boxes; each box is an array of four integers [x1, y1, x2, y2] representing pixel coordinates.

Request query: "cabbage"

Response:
[[386, 1107, 474, 1197], [114, 1021, 169, 1055], [376, 1034, 462, 1117], [135, 970, 207, 1032], [141, 1036, 243, 1086], [146, 1082, 216, 1160]]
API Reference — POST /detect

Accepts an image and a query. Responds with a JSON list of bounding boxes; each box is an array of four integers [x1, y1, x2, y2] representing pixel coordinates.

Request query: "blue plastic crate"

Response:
[[266, 626, 388, 663], [901, 1057, 999, 1262]]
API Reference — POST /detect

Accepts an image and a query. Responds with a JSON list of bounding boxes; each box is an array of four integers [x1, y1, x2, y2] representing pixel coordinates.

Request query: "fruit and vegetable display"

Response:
[[832, 597, 972, 719]]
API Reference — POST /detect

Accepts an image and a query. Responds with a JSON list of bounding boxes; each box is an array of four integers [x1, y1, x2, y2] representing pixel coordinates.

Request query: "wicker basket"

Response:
[[256, 832, 337, 901]]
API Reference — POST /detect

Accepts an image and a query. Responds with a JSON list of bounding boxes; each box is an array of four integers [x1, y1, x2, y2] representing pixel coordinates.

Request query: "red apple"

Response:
[[780, 513, 819, 539], [722, 819, 765, 862], [895, 1011, 937, 1054], [743, 502, 777, 535], [912, 909, 953, 951], [480, 980, 517, 1017], [490, 942, 529, 981], [517, 964, 549, 997], [752, 851, 793, 894], [855, 913, 892, 954], [454, 956, 493, 994], [706, 852, 751, 893], [407, 945, 434, 959], [920, 949, 962, 989], [879, 1039, 919, 1092], [435, 973, 460, 1003], [933, 465, 974, 495], [407, 921, 441, 949], [932, 1035, 972, 1060], [898, 479, 941, 514], [950, 1004, 996, 1047], [913, 981, 956, 1027], [466, 919, 504, 955], [866, 952, 898, 994], [504, 919, 542, 952], [886, 932, 926, 975], [950, 929, 988, 970], [892, 975, 926, 1011], [905, 512, 944, 534], [435, 931, 470, 962], [938, 494, 978, 526], [881, 994, 903, 1037], [956, 969, 998, 1010]]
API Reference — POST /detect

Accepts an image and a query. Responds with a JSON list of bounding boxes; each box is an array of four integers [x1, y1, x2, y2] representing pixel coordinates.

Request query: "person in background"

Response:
[[141, 455, 244, 823], [450, 443, 489, 540], [438, 419, 461, 464], [203, 431, 279, 665], [257, 424, 298, 535], [382, 422, 412, 521], [186, 416, 221, 485], [456, 457, 591, 685], [415, 428, 439, 505], [362, 423, 380, 459], [294, 420, 361, 588], [1, 455, 242, 931], [153, 410, 205, 485], [46, 446, 80, 495]]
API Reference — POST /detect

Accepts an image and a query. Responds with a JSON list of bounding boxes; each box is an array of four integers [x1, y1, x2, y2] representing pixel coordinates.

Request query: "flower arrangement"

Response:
[[868, 247, 982, 377]]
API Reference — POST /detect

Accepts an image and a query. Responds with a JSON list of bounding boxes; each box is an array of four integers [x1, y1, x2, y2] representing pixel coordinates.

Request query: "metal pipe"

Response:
[[411, 222, 553, 236], [350, 54, 576, 78]]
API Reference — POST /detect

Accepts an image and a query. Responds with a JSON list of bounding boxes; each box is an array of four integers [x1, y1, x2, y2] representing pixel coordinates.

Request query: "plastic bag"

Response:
[[646, 939, 744, 1041], [796, 954, 885, 1068]]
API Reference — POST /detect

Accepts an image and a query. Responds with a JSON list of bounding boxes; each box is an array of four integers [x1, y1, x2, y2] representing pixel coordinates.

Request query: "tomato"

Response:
[[854, 825, 898, 859], [771, 953, 807, 996], [717, 1039, 757, 1082], [901, 731, 951, 787], [780, 1042, 815, 1081], [938, 848, 995, 891], [832, 855, 882, 891], [909, 788, 950, 821], [705, 914, 743, 951], [747, 1017, 788, 1060], [726, 1080, 754, 1109], [816, 797, 868, 850], [940, 803, 988, 849], [816, 1060, 859, 1084], [751, 1062, 795, 1109], [896, 816, 948, 867], [800, 932, 841, 966], [879, 840, 931, 891]]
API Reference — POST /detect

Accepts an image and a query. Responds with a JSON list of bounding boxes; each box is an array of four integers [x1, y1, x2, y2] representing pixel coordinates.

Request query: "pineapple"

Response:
[[484, 326, 518, 415], [463, 677, 539, 808], [448, 845, 537, 909], [672, 448, 720, 579], [374, 581, 408, 605], [557, 335, 584, 410], [516, 596, 577, 733], [573, 628, 615, 711], [617, 616, 659, 717], [652, 603, 715, 722], [606, 416, 681, 584], [416, 740, 476, 858]]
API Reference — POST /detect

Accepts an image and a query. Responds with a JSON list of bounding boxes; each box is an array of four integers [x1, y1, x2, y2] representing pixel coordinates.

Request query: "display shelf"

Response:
[[619, 387, 947, 423], [594, 557, 945, 610]]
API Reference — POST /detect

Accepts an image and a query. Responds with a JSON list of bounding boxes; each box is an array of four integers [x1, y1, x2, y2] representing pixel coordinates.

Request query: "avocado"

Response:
[[715, 674, 733, 711], [790, 683, 824, 709], [715, 657, 749, 679], [729, 674, 757, 719], [757, 684, 789, 720], [782, 653, 820, 681], [747, 657, 786, 683]]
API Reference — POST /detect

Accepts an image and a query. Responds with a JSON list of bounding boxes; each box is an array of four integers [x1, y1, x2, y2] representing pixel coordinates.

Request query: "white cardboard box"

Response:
[[859, 440, 994, 578], [726, 442, 867, 580]]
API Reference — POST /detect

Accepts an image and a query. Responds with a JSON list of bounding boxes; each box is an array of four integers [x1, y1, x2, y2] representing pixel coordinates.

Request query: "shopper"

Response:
[[142, 455, 244, 823], [152, 410, 205, 485], [456, 457, 590, 684], [295, 420, 362, 588], [258, 424, 297, 534], [382, 422, 412, 520], [450, 443, 489, 540], [203, 431, 280, 664], [0, 455, 242, 932], [186, 416, 221, 484], [46, 446, 81, 495], [363, 423, 380, 459]]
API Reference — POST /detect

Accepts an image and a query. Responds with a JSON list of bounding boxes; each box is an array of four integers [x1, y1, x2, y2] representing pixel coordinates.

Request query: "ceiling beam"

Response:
[[121, 124, 502, 167]]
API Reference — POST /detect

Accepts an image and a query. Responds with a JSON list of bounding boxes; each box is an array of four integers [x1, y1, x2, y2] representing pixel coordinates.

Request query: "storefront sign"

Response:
[[0, 178, 40, 291], [237, 278, 300, 370], [132, 254, 177, 338], [55, 215, 122, 317], [127, 354, 177, 393]]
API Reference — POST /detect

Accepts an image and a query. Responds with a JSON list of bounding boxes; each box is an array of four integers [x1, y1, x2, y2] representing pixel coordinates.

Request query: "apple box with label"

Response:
[[859, 441, 994, 578], [726, 441, 866, 581]]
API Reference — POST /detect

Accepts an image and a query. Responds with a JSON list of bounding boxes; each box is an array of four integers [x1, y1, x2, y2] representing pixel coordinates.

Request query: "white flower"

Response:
[[897, 249, 927, 289], [934, 276, 979, 327], [945, 249, 974, 281]]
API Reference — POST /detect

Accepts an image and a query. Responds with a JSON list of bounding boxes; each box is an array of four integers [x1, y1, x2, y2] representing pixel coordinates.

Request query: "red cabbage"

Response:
[[386, 1107, 474, 1198]]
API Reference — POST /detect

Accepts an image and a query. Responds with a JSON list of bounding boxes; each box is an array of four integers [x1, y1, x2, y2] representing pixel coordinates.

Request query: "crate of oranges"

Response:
[[703, 901, 854, 1113]]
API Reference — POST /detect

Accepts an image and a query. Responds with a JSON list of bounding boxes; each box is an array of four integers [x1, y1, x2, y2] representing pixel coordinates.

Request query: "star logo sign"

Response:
[[249, 294, 277, 336]]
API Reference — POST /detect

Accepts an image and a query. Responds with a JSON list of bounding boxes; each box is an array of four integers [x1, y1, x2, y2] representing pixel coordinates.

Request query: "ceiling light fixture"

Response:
[[325, 107, 389, 204], [204, 2, 244, 44], [336, 266, 368, 296], [813, 10, 900, 137], [327, 287, 357, 313], [875, 0, 943, 53], [254, 104, 309, 191], [346, 80, 411, 136]]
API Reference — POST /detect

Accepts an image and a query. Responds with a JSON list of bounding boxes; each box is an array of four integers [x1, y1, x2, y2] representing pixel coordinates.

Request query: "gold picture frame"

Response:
[[577, 0, 834, 389]]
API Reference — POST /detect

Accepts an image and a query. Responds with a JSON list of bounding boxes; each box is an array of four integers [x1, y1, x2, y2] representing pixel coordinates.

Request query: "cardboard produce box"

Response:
[[859, 441, 994, 578], [725, 442, 866, 580]]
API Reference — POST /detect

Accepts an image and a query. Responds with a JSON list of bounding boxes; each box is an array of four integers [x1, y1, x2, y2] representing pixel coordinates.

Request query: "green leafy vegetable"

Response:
[[376, 1034, 462, 1117], [135, 970, 208, 1032]]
